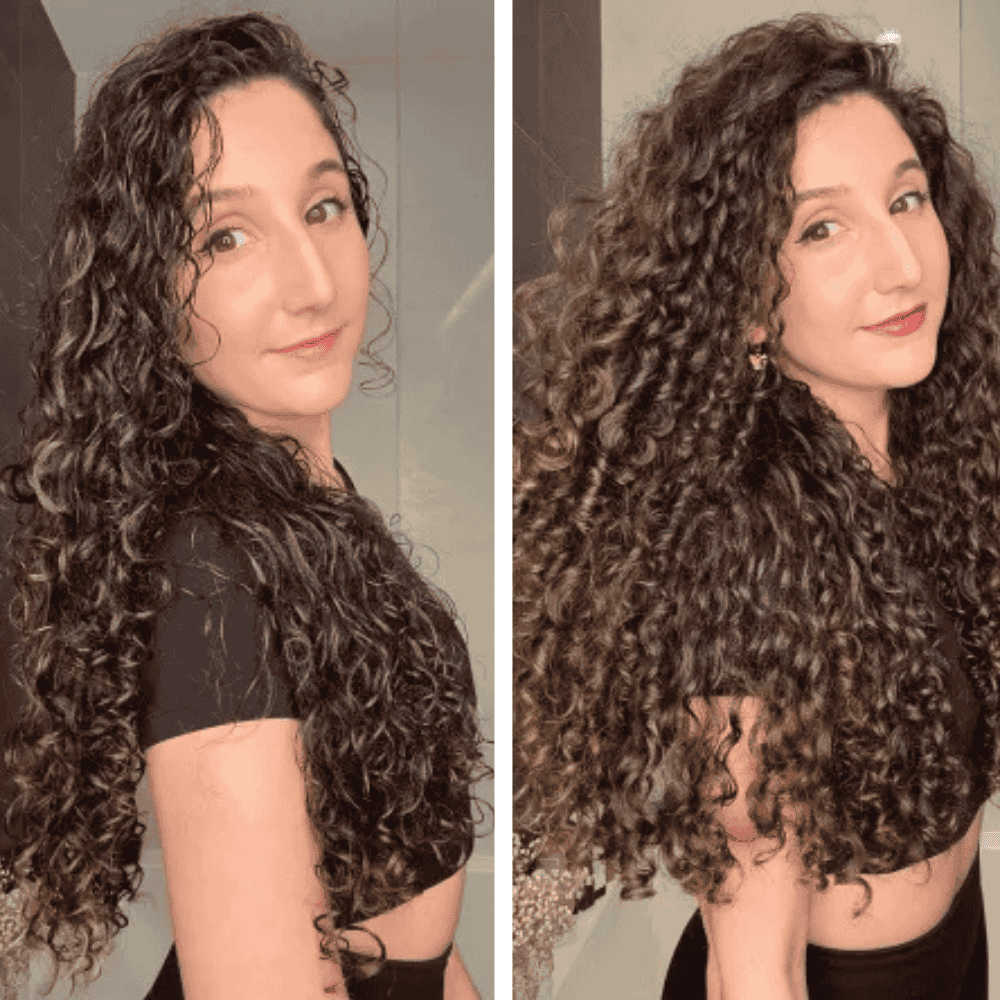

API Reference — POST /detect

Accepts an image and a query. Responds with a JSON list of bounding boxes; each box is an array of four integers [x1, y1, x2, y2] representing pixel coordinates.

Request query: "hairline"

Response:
[[189, 73, 352, 214]]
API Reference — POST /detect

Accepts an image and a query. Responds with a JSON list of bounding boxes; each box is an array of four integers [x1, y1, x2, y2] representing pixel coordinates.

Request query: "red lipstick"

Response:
[[273, 329, 341, 355], [861, 304, 927, 337]]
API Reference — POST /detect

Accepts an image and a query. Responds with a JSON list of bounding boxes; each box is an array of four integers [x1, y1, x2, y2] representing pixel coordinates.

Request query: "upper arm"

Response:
[[690, 696, 763, 842], [147, 717, 340, 1000], [444, 942, 481, 1000], [691, 699, 813, 995]]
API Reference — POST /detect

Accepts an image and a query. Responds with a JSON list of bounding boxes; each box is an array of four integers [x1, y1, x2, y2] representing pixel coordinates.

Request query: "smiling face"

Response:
[[770, 92, 951, 437], [179, 76, 370, 476]]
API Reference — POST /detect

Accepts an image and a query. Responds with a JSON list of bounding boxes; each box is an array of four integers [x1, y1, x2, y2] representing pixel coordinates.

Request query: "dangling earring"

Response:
[[748, 345, 768, 371], [748, 329, 770, 370]]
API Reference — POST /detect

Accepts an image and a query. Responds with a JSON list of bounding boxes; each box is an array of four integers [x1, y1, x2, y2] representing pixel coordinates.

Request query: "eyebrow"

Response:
[[187, 158, 347, 214], [793, 157, 926, 206]]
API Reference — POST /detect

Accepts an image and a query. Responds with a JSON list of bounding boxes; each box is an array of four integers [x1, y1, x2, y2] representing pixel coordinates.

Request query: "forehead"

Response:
[[191, 77, 340, 173], [792, 93, 917, 187]]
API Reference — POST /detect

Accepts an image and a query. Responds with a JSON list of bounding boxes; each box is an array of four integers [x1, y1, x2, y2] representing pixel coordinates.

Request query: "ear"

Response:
[[747, 325, 767, 347]]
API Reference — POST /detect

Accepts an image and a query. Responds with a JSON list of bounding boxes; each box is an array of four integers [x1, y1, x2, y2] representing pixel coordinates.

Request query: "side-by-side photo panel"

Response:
[[515, 3, 1000, 1000], [0, 1, 493, 998]]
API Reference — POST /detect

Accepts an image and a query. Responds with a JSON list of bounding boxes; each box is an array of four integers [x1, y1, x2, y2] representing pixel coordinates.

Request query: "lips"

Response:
[[273, 329, 341, 353], [862, 304, 926, 330]]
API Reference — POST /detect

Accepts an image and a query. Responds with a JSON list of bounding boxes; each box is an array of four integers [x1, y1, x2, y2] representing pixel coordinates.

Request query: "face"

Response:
[[769, 93, 950, 422], [179, 77, 369, 449]]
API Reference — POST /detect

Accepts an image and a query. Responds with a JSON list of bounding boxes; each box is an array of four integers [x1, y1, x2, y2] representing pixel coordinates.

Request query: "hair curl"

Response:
[[0, 12, 488, 996], [514, 12, 1000, 918]]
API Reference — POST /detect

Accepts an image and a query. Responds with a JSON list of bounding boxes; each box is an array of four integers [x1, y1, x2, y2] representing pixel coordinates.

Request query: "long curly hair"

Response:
[[514, 12, 1000, 918], [0, 12, 487, 996]]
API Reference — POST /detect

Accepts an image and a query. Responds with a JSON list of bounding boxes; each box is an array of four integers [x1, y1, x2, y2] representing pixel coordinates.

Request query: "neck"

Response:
[[253, 412, 337, 488], [776, 352, 894, 484], [297, 439, 340, 489], [843, 417, 892, 478]]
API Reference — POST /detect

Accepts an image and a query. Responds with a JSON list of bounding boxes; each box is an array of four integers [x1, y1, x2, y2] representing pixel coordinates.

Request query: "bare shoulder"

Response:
[[146, 718, 338, 1000]]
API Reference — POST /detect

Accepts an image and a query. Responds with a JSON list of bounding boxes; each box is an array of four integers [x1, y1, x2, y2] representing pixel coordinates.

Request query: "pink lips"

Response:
[[273, 329, 341, 354], [862, 304, 927, 333]]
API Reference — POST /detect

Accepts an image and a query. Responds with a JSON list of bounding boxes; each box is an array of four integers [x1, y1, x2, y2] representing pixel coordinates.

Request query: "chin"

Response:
[[291, 395, 352, 417], [870, 337, 937, 388], [289, 378, 354, 411], [884, 364, 937, 391], [902, 344, 940, 385]]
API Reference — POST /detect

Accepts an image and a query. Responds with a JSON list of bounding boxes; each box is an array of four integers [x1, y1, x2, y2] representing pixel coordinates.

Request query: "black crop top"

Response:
[[139, 457, 474, 894], [925, 577, 979, 760], [843, 574, 987, 875], [913, 575, 989, 855], [710, 574, 987, 874]]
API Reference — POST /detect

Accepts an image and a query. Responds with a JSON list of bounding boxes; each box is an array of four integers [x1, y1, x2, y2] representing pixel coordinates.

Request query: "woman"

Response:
[[0, 13, 487, 1000], [514, 13, 999, 1000]]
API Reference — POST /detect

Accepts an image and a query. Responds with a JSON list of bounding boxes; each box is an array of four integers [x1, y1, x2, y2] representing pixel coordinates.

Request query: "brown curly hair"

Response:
[[0, 12, 488, 996], [514, 12, 1000, 918]]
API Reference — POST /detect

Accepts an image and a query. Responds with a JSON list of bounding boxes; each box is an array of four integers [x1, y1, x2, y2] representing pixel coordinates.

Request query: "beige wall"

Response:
[[602, 0, 997, 203], [962, 0, 1000, 218]]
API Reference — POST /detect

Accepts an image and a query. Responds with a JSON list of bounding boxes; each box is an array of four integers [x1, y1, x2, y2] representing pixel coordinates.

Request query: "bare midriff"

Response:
[[693, 695, 985, 953], [330, 866, 466, 962], [806, 805, 983, 950]]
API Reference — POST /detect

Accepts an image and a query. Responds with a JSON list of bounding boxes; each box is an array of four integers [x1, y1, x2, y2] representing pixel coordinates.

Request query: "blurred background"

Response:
[[514, 1, 1000, 997], [0, 0, 493, 996]]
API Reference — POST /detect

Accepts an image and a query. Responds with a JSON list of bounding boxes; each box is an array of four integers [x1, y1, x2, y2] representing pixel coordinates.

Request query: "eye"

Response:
[[797, 190, 931, 246], [306, 197, 350, 224], [201, 227, 248, 256], [892, 189, 930, 213], [200, 198, 351, 257], [799, 218, 842, 244]]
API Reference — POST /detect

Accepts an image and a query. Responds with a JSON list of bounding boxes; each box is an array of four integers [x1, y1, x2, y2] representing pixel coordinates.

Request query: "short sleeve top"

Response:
[[139, 459, 355, 751], [920, 575, 988, 852], [138, 458, 474, 892]]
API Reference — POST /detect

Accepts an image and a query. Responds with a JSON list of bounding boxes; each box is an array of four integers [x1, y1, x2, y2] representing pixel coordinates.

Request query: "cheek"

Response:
[[776, 270, 843, 362], [780, 272, 820, 336], [341, 249, 372, 321], [187, 286, 223, 345], [785, 255, 855, 329]]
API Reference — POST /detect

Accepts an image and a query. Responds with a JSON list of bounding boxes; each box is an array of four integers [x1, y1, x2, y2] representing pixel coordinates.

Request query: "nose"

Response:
[[868, 214, 923, 292], [275, 221, 338, 313]]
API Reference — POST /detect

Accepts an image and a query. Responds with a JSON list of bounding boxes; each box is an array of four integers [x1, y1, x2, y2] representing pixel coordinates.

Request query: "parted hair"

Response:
[[0, 12, 487, 995], [514, 12, 1000, 916]]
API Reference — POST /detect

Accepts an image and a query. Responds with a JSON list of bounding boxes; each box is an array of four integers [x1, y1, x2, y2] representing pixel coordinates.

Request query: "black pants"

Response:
[[663, 852, 987, 1000], [143, 941, 453, 1000]]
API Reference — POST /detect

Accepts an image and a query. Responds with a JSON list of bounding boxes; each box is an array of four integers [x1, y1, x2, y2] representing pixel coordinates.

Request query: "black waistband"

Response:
[[348, 942, 453, 1000], [373, 941, 453, 970], [145, 941, 454, 1000]]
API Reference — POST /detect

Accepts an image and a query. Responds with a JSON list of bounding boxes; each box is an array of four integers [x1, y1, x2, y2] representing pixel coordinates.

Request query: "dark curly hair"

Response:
[[514, 12, 1000, 920], [0, 11, 488, 996]]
